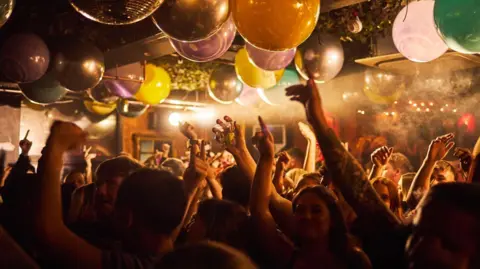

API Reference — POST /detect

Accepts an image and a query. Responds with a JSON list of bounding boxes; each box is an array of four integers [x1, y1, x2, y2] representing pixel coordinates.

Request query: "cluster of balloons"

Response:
[[209, 32, 345, 106], [393, 0, 479, 62], [0, 32, 171, 118], [151, 0, 321, 65]]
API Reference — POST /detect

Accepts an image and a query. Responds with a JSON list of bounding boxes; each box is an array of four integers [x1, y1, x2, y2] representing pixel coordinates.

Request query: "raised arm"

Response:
[[298, 122, 317, 172], [83, 146, 96, 185], [250, 116, 293, 266], [34, 121, 102, 268], [406, 134, 454, 208], [269, 152, 295, 239], [213, 116, 256, 181], [369, 146, 393, 181], [468, 136, 480, 183], [272, 152, 290, 194], [286, 79, 400, 227]]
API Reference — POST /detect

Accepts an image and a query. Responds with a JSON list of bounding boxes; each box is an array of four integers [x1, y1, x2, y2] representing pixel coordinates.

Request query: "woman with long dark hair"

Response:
[[249, 116, 371, 269]]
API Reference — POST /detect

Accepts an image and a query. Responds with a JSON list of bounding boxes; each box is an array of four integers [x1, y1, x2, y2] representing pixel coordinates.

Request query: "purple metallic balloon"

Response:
[[246, 42, 295, 71], [103, 62, 144, 98], [0, 33, 50, 83], [169, 17, 236, 62]]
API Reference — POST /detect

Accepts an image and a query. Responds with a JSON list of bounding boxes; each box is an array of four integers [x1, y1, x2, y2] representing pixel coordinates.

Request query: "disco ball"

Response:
[[69, 0, 164, 25]]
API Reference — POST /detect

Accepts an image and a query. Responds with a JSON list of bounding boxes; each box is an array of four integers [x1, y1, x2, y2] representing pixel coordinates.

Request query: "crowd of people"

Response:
[[0, 77, 480, 269]]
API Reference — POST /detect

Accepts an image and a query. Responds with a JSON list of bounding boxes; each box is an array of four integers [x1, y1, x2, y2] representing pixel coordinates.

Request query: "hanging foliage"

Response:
[[152, 55, 220, 91], [317, 0, 406, 47]]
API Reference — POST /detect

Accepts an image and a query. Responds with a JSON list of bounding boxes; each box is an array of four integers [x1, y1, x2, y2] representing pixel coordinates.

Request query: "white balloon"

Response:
[[393, 1, 448, 63]]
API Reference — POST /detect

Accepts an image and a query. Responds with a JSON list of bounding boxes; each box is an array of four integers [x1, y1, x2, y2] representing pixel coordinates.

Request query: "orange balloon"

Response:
[[231, 0, 320, 51]]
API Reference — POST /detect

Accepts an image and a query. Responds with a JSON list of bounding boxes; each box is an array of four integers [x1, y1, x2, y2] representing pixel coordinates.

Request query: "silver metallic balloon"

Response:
[[70, 0, 164, 25], [0, 0, 14, 28], [295, 33, 344, 83], [208, 65, 243, 104], [151, 0, 230, 42], [88, 82, 119, 105]]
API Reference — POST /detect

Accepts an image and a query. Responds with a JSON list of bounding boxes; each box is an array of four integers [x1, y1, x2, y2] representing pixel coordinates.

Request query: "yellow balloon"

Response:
[[235, 48, 285, 89], [363, 70, 405, 105], [231, 0, 320, 51], [135, 64, 171, 105], [84, 100, 117, 115]]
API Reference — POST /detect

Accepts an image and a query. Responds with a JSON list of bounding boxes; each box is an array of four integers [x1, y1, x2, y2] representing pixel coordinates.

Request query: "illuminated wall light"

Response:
[[394, 101, 398, 104], [384, 112, 389, 116], [413, 103, 417, 107], [168, 112, 182, 126], [429, 102, 434, 106], [194, 109, 215, 121], [445, 104, 449, 107], [421, 102, 425, 107], [408, 100, 413, 104], [416, 108, 421, 112], [453, 109, 457, 113], [440, 108, 444, 112], [391, 112, 396, 116], [426, 108, 430, 112]]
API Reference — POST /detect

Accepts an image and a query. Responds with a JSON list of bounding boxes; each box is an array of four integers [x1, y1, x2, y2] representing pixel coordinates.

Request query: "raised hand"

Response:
[[19, 130, 32, 156], [83, 146, 96, 161], [285, 78, 325, 125], [48, 121, 87, 151], [276, 151, 291, 172], [184, 141, 209, 190], [252, 116, 275, 158], [427, 133, 455, 163], [179, 122, 198, 140], [212, 115, 247, 156], [454, 147, 472, 172], [162, 143, 171, 153], [298, 122, 316, 142], [371, 146, 393, 167]]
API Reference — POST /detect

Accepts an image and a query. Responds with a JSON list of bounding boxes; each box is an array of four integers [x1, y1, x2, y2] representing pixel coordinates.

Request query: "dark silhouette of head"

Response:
[[219, 166, 250, 208], [187, 199, 249, 251], [407, 183, 480, 269]]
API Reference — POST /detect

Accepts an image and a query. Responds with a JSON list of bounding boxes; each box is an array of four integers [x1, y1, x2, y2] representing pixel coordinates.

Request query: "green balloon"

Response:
[[434, 0, 480, 54], [260, 69, 300, 105]]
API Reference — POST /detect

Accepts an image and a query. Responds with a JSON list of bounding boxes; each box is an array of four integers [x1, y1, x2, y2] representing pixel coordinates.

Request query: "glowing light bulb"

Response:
[[168, 113, 182, 126]]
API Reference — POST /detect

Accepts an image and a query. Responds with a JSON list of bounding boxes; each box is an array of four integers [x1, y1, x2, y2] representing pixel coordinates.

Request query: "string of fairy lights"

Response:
[[357, 100, 459, 116]]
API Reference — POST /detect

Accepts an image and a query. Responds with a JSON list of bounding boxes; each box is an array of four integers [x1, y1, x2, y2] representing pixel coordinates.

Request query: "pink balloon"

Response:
[[235, 84, 260, 106], [393, 1, 448, 63], [246, 43, 295, 71], [170, 17, 236, 62]]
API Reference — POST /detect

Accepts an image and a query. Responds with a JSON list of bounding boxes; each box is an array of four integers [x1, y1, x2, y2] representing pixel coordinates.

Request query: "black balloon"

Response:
[[53, 38, 105, 92], [117, 99, 149, 118], [20, 72, 68, 105], [88, 82, 119, 104]]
